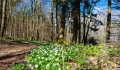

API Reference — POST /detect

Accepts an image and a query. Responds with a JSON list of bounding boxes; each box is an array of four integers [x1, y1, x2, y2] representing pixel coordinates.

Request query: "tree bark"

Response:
[[73, 0, 80, 43], [27, 0, 29, 39], [51, 0, 54, 41], [1, 0, 7, 38], [106, 0, 111, 43], [59, 0, 66, 40], [83, 0, 86, 45], [78, 1, 81, 43], [56, 0, 59, 41], [0, 0, 3, 32]]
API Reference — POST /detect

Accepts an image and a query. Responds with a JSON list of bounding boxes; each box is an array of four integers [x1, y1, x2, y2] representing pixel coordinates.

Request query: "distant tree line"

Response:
[[0, 0, 119, 45]]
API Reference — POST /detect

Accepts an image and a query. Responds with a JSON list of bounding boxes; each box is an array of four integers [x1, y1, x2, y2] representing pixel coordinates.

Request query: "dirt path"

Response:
[[0, 40, 40, 70]]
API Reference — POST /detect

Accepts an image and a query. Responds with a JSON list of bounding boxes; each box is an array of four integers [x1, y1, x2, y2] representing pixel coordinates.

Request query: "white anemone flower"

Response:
[[58, 67, 61, 70], [46, 64, 50, 69], [31, 67, 34, 69], [50, 54, 52, 56], [53, 63, 56, 66], [55, 58, 59, 61], [46, 58, 48, 61], [39, 61, 41, 64], [49, 58, 51, 60], [55, 52, 57, 55], [35, 64, 38, 68], [42, 57, 44, 59], [66, 66, 69, 69], [35, 58, 37, 61], [29, 64, 32, 67], [56, 63, 59, 65], [58, 54, 60, 56]]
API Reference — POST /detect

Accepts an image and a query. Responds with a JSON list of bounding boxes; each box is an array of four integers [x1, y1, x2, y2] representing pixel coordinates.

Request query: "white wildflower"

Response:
[[66, 66, 69, 69], [58, 54, 60, 56], [31, 67, 34, 69], [69, 56, 71, 58], [56, 63, 59, 65], [46, 64, 50, 69], [42, 57, 44, 59], [35, 58, 37, 61], [29, 64, 32, 67], [58, 67, 61, 70], [49, 58, 51, 60], [46, 58, 48, 61], [55, 58, 59, 61], [53, 63, 56, 66], [35, 64, 38, 68], [55, 52, 57, 55], [39, 61, 41, 64], [50, 54, 52, 56]]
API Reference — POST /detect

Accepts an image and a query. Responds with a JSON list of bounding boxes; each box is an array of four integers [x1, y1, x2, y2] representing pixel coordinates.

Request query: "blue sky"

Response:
[[93, 0, 120, 14], [21, 0, 120, 19]]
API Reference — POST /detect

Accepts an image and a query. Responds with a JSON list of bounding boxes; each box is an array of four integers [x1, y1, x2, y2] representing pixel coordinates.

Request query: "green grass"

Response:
[[7, 63, 25, 70], [12, 39, 43, 44], [1, 35, 43, 44]]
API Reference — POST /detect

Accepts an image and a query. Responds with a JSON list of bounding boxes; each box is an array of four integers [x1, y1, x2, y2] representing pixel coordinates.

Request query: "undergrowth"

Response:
[[8, 44, 120, 70]]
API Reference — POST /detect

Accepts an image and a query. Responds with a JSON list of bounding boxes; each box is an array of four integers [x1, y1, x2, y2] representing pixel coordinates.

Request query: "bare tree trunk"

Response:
[[73, 0, 80, 43], [38, 0, 41, 41], [83, 0, 86, 45], [34, 0, 37, 40], [1, 0, 7, 38], [0, 0, 3, 32], [30, 0, 34, 40], [51, 0, 54, 41], [69, 4, 72, 42], [27, 0, 29, 39], [78, 1, 81, 43], [59, 0, 66, 40], [22, 8, 25, 39], [56, 0, 59, 41], [106, 0, 111, 43]]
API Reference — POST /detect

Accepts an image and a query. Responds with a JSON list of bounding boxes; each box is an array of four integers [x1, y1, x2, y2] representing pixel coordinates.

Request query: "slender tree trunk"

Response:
[[78, 1, 81, 43], [85, 0, 94, 44], [11, 9, 14, 39], [30, 0, 34, 40], [1, 0, 7, 38], [106, 0, 111, 43], [14, 5, 16, 38], [36, 0, 39, 41], [56, 0, 59, 41], [69, 4, 72, 42], [51, 0, 54, 41], [83, 0, 86, 45], [22, 8, 25, 39], [27, 0, 29, 39], [8, 0, 12, 37], [73, 0, 80, 43], [59, 0, 66, 40], [34, 0, 36, 40], [38, 0, 41, 41], [0, 0, 3, 32]]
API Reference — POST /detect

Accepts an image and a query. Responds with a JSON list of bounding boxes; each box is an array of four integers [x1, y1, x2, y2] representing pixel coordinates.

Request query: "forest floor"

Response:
[[0, 39, 120, 70], [0, 40, 40, 70]]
